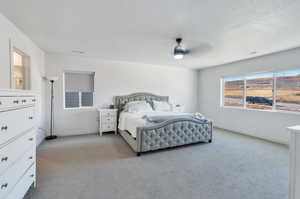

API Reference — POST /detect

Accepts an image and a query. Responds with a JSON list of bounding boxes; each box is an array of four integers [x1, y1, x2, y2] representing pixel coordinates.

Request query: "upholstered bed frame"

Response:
[[114, 92, 213, 156]]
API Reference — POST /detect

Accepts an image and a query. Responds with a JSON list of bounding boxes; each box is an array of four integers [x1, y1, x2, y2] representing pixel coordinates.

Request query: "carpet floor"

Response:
[[25, 129, 288, 199]]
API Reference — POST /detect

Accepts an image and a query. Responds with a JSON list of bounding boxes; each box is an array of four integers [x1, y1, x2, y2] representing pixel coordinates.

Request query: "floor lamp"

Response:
[[46, 76, 59, 140]]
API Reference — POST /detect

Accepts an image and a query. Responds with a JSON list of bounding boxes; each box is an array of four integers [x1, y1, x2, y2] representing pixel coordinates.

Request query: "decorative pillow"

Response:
[[124, 101, 153, 113], [152, 100, 172, 112]]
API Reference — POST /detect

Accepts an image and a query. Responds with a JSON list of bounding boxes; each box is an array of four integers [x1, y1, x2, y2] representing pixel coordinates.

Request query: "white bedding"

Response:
[[118, 111, 185, 138]]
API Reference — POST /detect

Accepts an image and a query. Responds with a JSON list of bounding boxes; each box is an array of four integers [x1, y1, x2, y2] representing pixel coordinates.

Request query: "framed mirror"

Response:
[[10, 45, 31, 90]]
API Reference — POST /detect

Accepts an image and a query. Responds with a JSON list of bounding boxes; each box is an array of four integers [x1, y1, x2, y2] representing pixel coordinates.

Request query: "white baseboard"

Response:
[[214, 126, 288, 146]]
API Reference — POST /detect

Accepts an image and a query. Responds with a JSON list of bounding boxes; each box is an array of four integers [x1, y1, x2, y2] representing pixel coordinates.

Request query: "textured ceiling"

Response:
[[0, 0, 300, 68]]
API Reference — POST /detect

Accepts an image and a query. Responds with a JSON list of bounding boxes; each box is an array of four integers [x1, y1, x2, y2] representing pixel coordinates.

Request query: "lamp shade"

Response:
[[46, 76, 59, 81]]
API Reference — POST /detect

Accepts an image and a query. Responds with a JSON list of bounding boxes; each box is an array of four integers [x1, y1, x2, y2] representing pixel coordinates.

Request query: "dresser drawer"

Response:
[[101, 116, 115, 124], [0, 96, 36, 110], [0, 107, 35, 146], [6, 165, 35, 199], [0, 97, 18, 110], [18, 96, 37, 106], [0, 148, 34, 199], [101, 122, 115, 132], [0, 130, 35, 176], [101, 111, 116, 118]]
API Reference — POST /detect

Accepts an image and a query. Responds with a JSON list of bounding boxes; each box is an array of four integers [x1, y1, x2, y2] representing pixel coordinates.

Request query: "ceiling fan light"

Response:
[[174, 47, 185, 59], [174, 53, 184, 59]]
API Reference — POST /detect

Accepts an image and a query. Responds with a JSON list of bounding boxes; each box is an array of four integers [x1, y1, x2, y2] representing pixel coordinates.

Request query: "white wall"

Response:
[[0, 13, 46, 145], [198, 48, 300, 144], [45, 53, 198, 136]]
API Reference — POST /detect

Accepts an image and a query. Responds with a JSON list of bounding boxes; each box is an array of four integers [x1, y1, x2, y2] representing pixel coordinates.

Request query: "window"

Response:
[[223, 77, 244, 107], [81, 92, 94, 107], [222, 69, 300, 113], [246, 73, 273, 110], [11, 48, 30, 90], [276, 70, 300, 112], [65, 92, 80, 108], [64, 72, 95, 108]]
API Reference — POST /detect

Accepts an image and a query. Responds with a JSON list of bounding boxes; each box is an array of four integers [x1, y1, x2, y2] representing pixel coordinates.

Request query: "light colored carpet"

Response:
[[25, 129, 288, 199]]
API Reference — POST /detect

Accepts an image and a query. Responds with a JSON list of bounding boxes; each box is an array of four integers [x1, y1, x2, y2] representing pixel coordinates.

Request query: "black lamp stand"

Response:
[[46, 80, 57, 140]]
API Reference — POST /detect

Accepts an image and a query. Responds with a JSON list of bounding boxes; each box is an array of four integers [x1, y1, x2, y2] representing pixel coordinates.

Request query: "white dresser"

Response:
[[0, 90, 37, 199], [98, 109, 117, 136], [288, 125, 300, 199]]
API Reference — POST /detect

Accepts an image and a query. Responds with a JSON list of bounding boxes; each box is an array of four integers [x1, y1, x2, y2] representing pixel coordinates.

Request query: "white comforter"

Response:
[[118, 111, 185, 138]]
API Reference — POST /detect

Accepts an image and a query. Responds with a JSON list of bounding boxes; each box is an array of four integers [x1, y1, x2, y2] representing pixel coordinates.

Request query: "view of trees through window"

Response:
[[223, 70, 300, 112]]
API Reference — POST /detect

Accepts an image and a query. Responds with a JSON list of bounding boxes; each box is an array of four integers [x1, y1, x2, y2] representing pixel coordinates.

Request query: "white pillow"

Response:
[[153, 100, 172, 112], [124, 101, 153, 113]]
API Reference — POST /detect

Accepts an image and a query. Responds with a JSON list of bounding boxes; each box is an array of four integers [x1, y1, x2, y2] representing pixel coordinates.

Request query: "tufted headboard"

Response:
[[114, 93, 169, 125], [114, 92, 169, 113]]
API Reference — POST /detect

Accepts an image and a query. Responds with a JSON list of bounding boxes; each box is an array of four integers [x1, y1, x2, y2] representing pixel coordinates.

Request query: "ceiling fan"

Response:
[[173, 38, 188, 59], [173, 37, 212, 60]]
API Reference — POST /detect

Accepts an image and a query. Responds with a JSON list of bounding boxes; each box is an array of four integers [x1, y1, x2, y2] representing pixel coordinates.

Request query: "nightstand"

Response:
[[98, 109, 118, 136]]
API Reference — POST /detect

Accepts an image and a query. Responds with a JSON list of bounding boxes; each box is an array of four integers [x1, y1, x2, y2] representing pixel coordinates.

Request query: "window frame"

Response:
[[63, 71, 96, 110], [221, 70, 300, 114]]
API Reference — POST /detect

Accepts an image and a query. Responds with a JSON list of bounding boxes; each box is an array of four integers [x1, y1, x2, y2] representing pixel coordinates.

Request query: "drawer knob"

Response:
[[30, 174, 34, 178], [29, 138, 34, 141], [13, 100, 19, 104], [1, 157, 8, 162], [1, 183, 8, 189], [1, 126, 8, 131], [29, 116, 34, 120], [29, 156, 33, 160], [22, 99, 27, 103]]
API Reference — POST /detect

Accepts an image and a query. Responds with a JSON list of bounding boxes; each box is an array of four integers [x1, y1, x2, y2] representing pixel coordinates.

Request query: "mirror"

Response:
[[11, 48, 31, 90]]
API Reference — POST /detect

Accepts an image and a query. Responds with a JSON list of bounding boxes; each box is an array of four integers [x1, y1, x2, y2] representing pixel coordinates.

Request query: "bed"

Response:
[[114, 93, 213, 156]]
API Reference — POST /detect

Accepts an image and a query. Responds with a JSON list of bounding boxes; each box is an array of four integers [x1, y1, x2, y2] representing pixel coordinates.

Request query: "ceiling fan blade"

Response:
[[187, 43, 212, 56]]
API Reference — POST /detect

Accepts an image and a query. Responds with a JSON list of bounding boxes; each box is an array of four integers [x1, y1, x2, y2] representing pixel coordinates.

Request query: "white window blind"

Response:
[[64, 72, 95, 108], [65, 72, 95, 92]]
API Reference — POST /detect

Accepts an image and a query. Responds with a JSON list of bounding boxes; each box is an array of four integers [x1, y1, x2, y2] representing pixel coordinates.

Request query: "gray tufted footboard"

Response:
[[114, 93, 213, 156], [135, 118, 213, 154]]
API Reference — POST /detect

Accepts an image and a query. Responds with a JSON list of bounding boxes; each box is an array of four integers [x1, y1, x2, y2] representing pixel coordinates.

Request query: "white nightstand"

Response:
[[98, 109, 118, 136]]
